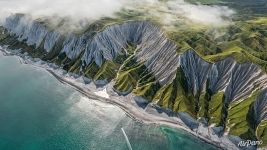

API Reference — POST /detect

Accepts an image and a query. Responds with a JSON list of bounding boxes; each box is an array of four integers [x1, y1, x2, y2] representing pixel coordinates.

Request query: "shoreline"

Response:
[[46, 68, 235, 150], [0, 48, 241, 150]]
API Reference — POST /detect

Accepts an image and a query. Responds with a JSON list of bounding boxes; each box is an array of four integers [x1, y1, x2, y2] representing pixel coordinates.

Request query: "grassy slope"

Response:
[[256, 120, 267, 147], [226, 92, 259, 139]]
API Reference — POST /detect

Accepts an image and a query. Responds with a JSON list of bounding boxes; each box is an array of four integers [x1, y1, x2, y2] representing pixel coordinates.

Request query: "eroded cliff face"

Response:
[[252, 90, 267, 146], [179, 50, 267, 102], [2, 14, 267, 145], [3, 15, 179, 85], [80, 21, 180, 85], [254, 90, 267, 123], [176, 51, 267, 140]]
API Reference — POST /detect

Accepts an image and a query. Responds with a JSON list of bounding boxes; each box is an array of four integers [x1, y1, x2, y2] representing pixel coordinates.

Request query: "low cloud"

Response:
[[169, 1, 235, 26], [0, 0, 235, 30], [0, 0, 126, 26], [129, 0, 235, 27]]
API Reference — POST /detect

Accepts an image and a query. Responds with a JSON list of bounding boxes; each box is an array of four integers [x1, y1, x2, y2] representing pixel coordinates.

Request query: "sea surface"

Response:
[[0, 53, 220, 150]]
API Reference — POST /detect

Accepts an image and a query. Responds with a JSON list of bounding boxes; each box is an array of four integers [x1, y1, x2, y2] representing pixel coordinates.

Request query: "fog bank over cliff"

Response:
[[0, 0, 235, 31]]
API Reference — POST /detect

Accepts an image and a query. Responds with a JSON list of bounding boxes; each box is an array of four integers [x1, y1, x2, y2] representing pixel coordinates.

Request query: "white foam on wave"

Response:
[[67, 94, 127, 138]]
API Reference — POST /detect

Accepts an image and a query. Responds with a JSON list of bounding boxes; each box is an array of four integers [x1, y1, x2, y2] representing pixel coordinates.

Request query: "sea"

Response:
[[0, 52, 220, 150]]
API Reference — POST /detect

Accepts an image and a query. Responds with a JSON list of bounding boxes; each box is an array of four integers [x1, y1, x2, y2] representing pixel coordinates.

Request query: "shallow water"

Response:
[[0, 53, 220, 150]]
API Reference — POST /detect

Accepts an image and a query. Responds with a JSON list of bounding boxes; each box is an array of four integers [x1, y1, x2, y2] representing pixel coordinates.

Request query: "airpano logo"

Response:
[[238, 140, 263, 147]]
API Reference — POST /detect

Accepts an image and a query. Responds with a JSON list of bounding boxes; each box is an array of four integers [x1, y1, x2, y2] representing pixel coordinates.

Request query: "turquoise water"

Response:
[[0, 53, 220, 150]]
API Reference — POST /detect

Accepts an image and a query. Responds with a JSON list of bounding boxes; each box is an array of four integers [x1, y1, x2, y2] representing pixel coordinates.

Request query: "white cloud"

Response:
[[167, 0, 235, 26], [129, 0, 235, 27], [0, 0, 126, 23], [0, 0, 235, 29]]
